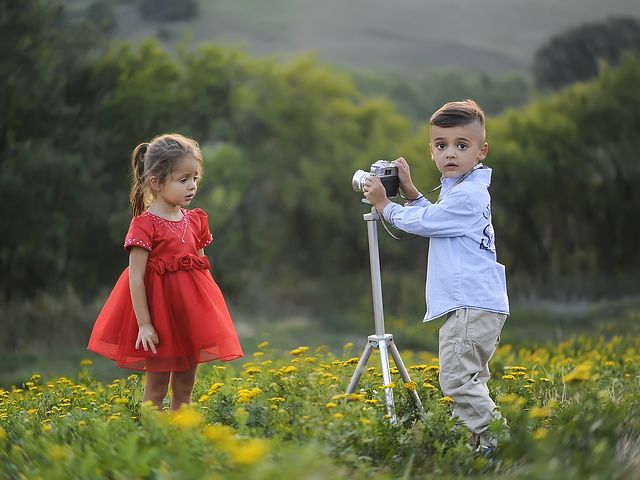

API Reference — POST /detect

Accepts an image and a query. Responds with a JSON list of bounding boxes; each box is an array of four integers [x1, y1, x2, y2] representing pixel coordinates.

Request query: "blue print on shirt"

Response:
[[480, 203, 495, 252]]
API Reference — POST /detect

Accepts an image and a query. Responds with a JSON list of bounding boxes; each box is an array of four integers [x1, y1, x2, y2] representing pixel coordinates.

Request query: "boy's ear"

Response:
[[478, 142, 489, 161], [428, 142, 435, 161]]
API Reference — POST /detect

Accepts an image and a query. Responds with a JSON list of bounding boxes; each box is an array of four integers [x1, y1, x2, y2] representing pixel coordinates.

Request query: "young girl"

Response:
[[88, 133, 243, 411]]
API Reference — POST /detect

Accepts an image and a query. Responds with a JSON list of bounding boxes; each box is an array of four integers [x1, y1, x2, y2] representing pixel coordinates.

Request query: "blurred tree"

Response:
[[532, 17, 640, 91], [490, 54, 640, 296]]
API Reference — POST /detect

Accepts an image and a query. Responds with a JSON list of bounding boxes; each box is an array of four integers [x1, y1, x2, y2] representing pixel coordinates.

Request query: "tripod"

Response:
[[345, 202, 424, 424]]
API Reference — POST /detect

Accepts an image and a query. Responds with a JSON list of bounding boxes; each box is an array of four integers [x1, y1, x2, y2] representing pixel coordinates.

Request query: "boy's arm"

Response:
[[381, 190, 476, 237]]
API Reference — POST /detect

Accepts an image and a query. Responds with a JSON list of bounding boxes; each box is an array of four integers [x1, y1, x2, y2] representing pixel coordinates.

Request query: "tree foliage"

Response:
[[1, 1, 639, 313], [532, 17, 640, 90]]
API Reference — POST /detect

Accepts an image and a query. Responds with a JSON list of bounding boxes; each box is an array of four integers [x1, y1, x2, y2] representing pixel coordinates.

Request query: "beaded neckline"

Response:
[[144, 209, 191, 243], [144, 208, 186, 223]]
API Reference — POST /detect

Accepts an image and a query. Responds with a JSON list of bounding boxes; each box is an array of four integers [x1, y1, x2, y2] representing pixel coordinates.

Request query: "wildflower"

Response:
[[540, 377, 551, 383], [207, 383, 224, 395], [203, 424, 236, 443], [439, 396, 455, 405], [404, 381, 417, 391], [170, 407, 202, 429], [280, 366, 297, 375], [257, 341, 269, 349], [269, 397, 285, 403], [0, 427, 6, 441], [333, 413, 344, 420], [26, 409, 38, 416], [502, 375, 516, 381], [325, 402, 338, 409], [289, 346, 310, 356], [237, 388, 263, 403], [80, 359, 93, 367], [381, 382, 395, 389], [364, 399, 378, 405], [244, 367, 262, 375], [341, 357, 360, 367], [346, 393, 365, 402], [114, 397, 128, 406], [360, 418, 371, 425], [227, 438, 270, 465], [422, 382, 437, 390], [532, 428, 548, 440], [343, 342, 353, 350], [529, 406, 552, 419], [497, 394, 525, 406], [198, 394, 210, 403], [564, 363, 593, 383]]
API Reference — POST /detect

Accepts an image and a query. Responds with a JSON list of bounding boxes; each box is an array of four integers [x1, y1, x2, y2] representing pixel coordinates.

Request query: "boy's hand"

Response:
[[392, 157, 420, 200], [136, 324, 159, 354], [363, 175, 391, 212]]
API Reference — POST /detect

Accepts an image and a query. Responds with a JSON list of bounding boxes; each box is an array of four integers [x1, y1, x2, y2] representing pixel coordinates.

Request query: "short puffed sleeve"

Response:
[[192, 208, 213, 249], [124, 215, 154, 253]]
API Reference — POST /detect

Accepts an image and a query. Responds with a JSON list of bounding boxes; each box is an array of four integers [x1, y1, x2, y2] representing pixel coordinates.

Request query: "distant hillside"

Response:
[[106, 0, 640, 75]]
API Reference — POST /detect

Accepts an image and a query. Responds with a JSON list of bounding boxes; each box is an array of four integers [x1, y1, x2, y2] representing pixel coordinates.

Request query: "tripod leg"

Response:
[[379, 338, 397, 424], [389, 341, 425, 413], [345, 342, 374, 395]]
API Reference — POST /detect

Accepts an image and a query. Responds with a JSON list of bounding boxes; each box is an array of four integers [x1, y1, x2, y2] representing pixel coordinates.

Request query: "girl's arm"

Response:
[[197, 248, 204, 256], [129, 247, 159, 354]]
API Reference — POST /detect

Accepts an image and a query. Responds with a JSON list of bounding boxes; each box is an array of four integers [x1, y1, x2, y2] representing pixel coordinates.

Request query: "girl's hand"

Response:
[[392, 157, 419, 199], [363, 175, 391, 211], [136, 324, 159, 354]]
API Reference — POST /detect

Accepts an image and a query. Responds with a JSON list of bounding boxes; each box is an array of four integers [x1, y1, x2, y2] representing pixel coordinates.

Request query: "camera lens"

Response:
[[352, 170, 369, 192]]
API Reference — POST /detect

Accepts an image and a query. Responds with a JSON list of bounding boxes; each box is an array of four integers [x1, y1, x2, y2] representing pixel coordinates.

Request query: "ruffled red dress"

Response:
[[87, 208, 243, 372]]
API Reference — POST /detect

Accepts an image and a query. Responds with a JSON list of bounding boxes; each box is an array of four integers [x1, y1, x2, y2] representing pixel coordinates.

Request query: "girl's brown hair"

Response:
[[129, 133, 203, 216]]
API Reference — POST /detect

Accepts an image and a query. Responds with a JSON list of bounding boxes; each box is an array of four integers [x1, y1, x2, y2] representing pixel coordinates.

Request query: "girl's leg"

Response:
[[142, 371, 171, 410], [169, 365, 198, 411]]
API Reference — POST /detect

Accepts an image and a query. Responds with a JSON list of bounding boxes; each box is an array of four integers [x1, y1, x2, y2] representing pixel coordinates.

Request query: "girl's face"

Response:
[[155, 156, 201, 208]]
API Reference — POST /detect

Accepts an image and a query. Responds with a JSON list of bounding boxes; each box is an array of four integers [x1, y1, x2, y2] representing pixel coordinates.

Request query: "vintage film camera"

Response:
[[352, 160, 399, 198]]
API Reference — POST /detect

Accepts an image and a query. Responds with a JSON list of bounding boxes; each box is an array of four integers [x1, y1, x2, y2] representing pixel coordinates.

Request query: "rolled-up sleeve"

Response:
[[381, 190, 475, 237]]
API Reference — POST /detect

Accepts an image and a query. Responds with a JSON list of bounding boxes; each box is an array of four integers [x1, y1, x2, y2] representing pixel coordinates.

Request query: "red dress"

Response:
[[87, 208, 243, 372]]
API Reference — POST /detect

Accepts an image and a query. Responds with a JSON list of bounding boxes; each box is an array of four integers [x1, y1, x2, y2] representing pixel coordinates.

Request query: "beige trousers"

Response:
[[438, 308, 507, 434]]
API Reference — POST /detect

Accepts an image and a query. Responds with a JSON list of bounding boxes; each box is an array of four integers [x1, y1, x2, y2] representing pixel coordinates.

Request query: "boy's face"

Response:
[[429, 121, 488, 178]]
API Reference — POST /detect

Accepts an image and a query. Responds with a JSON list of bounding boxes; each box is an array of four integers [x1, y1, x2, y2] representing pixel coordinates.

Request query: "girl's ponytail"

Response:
[[129, 142, 149, 216]]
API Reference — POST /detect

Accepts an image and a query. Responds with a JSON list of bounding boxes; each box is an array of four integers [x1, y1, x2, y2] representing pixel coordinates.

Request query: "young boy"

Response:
[[363, 99, 509, 450]]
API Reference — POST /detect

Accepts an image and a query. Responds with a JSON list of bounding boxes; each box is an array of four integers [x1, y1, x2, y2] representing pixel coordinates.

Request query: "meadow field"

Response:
[[3, 301, 640, 479]]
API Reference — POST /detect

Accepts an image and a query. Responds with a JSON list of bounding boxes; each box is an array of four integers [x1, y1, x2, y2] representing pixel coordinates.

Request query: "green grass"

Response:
[[3, 297, 639, 388], [99, 0, 640, 74]]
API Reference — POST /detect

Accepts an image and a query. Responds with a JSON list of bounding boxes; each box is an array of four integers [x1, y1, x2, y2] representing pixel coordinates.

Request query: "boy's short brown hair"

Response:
[[430, 99, 486, 128]]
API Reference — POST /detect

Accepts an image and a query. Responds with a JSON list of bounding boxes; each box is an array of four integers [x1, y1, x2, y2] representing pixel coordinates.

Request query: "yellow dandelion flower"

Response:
[[227, 438, 270, 465], [347, 393, 365, 402], [564, 363, 592, 383], [404, 381, 417, 391], [257, 341, 269, 349], [203, 424, 236, 443], [502, 374, 516, 381], [253, 351, 264, 358], [342, 357, 360, 366], [422, 382, 437, 390], [114, 397, 128, 406], [532, 428, 548, 440], [439, 396, 455, 405], [529, 406, 552, 419], [26, 409, 38, 415], [80, 359, 93, 367], [170, 407, 202, 429], [382, 382, 396, 389], [325, 402, 338, 409], [244, 367, 262, 375], [360, 418, 371, 425], [333, 413, 344, 420], [198, 394, 210, 403], [497, 394, 525, 406]]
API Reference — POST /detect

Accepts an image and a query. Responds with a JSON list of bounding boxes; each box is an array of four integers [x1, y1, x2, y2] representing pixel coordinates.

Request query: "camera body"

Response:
[[352, 160, 399, 198]]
